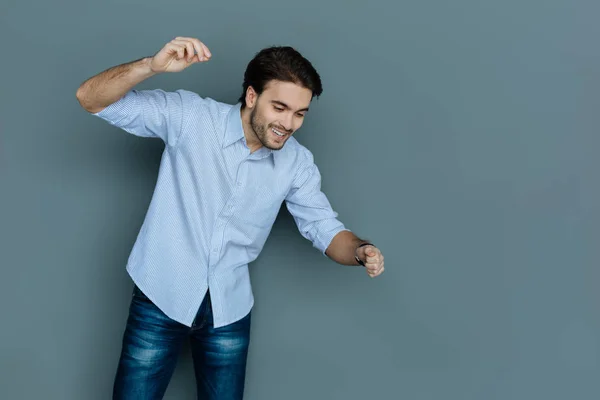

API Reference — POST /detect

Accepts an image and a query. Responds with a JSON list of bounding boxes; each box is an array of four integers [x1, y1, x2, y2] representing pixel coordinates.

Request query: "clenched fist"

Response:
[[149, 37, 212, 73], [356, 245, 385, 278]]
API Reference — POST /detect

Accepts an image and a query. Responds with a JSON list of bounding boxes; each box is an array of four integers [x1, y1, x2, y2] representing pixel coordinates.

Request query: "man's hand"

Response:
[[76, 37, 212, 113], [150, 37, 212, 73], [356, 245, 385, 278]]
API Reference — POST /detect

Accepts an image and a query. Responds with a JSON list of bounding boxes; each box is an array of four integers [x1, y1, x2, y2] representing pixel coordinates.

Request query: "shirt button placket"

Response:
[[209, 220, 222, 265]]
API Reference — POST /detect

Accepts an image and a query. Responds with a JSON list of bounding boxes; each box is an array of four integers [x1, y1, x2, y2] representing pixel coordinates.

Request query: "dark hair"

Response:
[[238, 46, 323, 107]]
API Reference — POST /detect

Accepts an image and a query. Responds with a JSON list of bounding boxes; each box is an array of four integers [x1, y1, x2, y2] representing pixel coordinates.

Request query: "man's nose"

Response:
[[282, 113, 294, 132]]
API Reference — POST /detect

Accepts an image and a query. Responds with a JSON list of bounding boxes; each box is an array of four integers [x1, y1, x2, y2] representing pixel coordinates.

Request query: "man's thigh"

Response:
[[112, 286, 187, 400], [190, 308, 251, 400]]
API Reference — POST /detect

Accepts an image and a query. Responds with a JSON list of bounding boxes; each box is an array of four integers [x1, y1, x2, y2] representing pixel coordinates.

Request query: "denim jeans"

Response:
[[112, 285, 251, 400]]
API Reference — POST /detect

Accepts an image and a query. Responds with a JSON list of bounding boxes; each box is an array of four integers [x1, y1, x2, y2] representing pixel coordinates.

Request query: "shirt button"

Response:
[[212, 248, 218, 253], [229, 205, 234, 211], [237, 182, 242, 187]]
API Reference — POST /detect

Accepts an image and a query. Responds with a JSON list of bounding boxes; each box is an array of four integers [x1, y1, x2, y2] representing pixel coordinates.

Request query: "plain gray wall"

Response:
[[1, 0, 598, 399]]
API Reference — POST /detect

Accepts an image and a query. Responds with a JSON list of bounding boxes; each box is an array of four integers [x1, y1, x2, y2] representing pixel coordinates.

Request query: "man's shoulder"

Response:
[[173, 90, 238, 138], [175, 89, 234, 116], [283, 137, 314, 162]]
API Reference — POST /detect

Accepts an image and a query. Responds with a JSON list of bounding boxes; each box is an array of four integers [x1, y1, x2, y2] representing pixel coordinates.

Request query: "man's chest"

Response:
[[178, 138, 294, 228]]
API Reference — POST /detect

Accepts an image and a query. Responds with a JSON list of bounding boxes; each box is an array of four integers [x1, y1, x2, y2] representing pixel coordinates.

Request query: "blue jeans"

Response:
[[112, 285, 251, 400]]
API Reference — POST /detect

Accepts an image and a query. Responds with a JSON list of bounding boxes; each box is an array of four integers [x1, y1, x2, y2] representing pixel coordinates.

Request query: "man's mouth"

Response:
[[272, 127, 289, 137]]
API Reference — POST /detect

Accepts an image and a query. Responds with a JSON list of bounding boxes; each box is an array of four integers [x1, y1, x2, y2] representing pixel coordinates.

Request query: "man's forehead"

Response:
[[262, 80, 312, 109]]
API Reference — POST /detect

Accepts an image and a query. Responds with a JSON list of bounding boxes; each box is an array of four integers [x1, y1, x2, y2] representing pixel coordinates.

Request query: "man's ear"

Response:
[[245, 86, 258, 108]]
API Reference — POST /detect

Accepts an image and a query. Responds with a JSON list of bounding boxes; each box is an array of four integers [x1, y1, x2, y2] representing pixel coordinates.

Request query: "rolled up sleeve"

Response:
[[93, 89, 190, 147], [285, 149, 349, 255]]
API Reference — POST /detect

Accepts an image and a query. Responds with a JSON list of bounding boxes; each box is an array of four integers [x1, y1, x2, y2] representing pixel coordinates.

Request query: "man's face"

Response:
[[248, 80, 312, 151]]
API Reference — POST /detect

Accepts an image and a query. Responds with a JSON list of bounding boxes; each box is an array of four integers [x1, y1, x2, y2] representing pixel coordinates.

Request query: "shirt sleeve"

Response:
[[92, 89, 190, 147], [285, 149, 350, 255]]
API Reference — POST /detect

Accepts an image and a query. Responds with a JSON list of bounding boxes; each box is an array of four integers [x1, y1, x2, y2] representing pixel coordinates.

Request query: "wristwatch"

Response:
[[355, 242, 373, 266]]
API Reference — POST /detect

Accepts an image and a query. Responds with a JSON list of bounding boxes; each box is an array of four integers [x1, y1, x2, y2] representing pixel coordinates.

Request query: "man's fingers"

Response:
[[366, 261, 384, 275], [367, 266, 384, 277], [171, 41, 190, 59], [366, 265, 379, 273], [173, 44, 185, 60], [185, 42, 196, 61], [366, 249, 383, 264], [366, 255, 379, 264], [194, 38, 211, 58], [365, 246, 379, 257], [175, 37, 212, 61], [171, 40, 196, 61], [165, 42, 184, 58], [187, 38, 208, 61]]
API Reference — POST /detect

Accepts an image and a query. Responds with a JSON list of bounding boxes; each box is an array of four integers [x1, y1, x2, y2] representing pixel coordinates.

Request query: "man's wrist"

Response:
[[354, 242, 373, 266], [142, 57, 160, 76]]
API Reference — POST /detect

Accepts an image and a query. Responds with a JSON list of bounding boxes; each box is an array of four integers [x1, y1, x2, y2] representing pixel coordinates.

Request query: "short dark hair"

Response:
[[238, 46, 323, 107]]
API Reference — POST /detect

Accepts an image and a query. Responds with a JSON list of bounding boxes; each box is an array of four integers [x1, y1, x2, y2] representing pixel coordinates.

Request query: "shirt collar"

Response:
[[223, 103, 245, 148], [224, 102, 274, 160]]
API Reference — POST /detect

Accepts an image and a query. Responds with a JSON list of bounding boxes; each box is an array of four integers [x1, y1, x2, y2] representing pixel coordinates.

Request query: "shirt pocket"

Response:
[[240, 184, 286, 229]]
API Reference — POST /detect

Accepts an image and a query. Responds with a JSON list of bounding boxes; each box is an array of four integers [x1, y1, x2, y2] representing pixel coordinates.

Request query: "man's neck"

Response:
[[240, 107, 262, 153]]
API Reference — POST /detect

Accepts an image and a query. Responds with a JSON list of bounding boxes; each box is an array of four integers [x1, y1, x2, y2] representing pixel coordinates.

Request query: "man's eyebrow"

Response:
[[271, 100, 309, 113]]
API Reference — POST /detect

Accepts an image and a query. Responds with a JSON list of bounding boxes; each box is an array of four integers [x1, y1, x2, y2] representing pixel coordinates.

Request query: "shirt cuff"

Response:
[[315, 222, 350, 256], [92, 90, 137, 125]]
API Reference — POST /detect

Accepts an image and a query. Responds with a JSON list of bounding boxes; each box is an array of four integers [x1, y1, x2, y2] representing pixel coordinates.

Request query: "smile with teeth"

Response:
[[272, 128, 287, 137]]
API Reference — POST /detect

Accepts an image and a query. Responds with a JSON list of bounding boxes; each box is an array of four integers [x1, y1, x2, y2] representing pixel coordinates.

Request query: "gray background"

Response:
[[1, 0, 598, 399]]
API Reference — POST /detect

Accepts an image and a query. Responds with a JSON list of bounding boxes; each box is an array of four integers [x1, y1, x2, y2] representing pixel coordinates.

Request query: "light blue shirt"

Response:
[[93, 89, 348, 328]]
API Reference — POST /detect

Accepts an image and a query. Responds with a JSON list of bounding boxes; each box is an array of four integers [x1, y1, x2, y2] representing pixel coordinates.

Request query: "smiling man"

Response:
[[76, 37, 385, 400]]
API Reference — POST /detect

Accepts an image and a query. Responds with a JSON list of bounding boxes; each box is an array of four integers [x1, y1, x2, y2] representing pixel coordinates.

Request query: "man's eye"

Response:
[[274, 107, 284, 112]]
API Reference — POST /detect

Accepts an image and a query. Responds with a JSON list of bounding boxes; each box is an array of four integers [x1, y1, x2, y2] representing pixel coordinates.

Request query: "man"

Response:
[[76, 37, 385, 400]]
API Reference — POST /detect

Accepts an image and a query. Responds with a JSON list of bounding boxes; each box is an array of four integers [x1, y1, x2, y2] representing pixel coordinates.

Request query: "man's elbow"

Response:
[[75, 86, 90, 111], [75, 85, 102, 114]]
